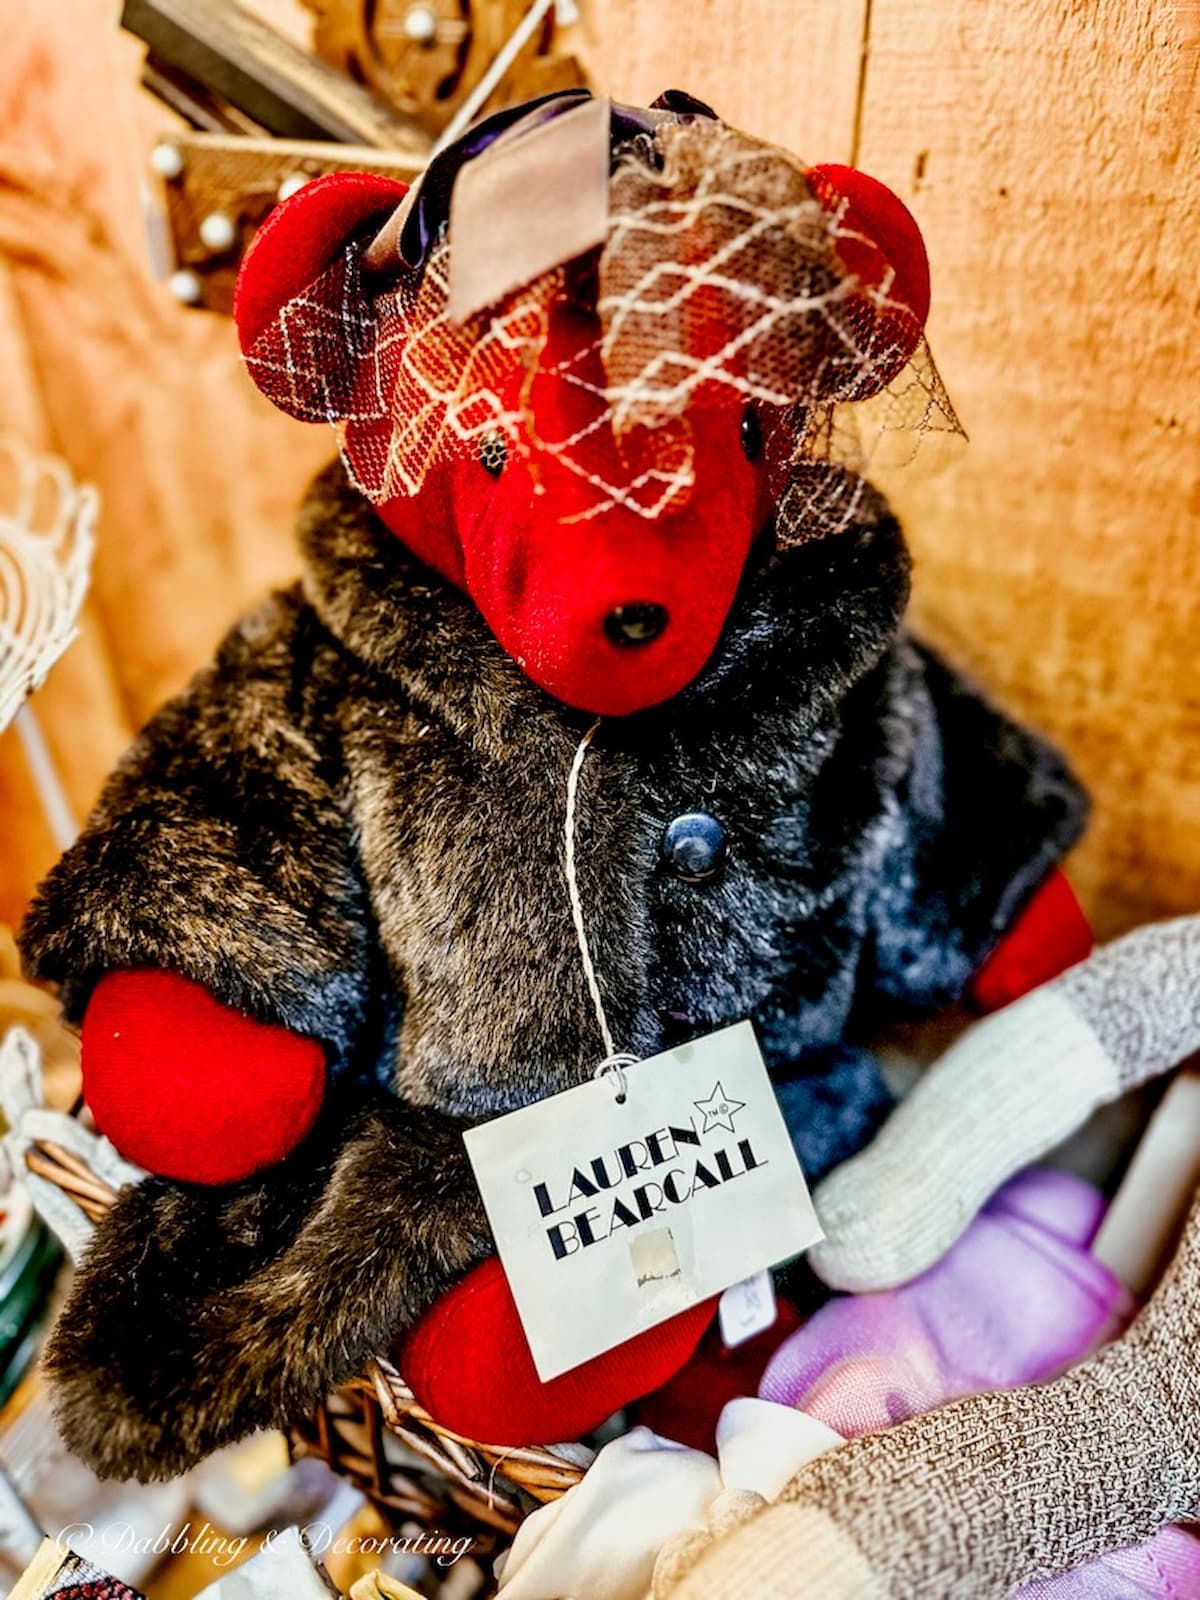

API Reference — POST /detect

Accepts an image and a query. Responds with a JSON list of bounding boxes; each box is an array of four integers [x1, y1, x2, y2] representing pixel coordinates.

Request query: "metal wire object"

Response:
[[0, 437, 96, 738]]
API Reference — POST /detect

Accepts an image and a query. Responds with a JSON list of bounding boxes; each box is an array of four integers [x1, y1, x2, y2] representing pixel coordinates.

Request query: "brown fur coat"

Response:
[[21, 464, 1086, 1477]]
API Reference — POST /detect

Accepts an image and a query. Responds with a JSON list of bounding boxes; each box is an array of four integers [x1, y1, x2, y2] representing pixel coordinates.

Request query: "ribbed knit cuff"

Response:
[[811, 986, 1117, 1291], [655, 1501, 885, 1600]]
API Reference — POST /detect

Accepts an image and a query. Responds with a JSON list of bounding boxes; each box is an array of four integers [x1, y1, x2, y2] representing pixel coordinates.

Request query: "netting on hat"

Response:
[[244, 118, 961, 538]]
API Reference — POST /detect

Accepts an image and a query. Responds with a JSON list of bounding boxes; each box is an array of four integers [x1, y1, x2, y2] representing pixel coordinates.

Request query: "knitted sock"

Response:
[[811, 916, 1200, 1291], [653, 1501, 884, 1600], [656, 1190, 1200, 1599]]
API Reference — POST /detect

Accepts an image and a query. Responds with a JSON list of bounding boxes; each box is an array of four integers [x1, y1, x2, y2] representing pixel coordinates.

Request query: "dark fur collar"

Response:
[[296, 463, 911, 753]]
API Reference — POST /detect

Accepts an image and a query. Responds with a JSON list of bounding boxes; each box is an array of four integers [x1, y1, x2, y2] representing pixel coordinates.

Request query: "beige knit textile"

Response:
[[653, 1189, 1200, 1598], [651, 1500, 886, 1600], [812, 916, 1200, 1292]]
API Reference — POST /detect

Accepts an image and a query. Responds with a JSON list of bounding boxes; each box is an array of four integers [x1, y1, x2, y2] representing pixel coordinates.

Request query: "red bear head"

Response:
[[235, 92, 932, 716]]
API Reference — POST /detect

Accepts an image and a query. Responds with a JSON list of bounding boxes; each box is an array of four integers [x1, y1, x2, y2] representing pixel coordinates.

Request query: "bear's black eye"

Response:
[[479, 431, 507, 477], [740, 404, 763, 462]]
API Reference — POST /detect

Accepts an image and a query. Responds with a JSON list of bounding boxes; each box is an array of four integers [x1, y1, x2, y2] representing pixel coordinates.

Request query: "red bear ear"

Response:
[[809, 163, 931, 331], [233, 171, 409, 356]]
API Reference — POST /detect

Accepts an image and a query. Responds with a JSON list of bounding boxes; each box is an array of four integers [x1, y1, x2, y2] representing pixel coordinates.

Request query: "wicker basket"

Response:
[[24, 1134, 590, 1547]]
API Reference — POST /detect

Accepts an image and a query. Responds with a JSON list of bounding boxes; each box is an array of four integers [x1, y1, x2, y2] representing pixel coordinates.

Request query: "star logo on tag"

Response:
[[694, 1081, 746, 1135]]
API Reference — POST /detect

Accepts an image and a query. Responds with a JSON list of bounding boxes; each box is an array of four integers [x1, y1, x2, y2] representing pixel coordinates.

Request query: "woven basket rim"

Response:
[[25, 1133, 590, 1527]]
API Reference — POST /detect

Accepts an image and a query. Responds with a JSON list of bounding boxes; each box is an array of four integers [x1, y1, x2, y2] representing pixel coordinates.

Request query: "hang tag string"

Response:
[[565, 718, 639, 1102], [569, 723, 643, 1107], [565, 718, 612, 1055]]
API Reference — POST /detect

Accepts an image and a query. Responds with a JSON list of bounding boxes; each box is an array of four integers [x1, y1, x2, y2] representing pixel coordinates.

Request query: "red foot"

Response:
[[635, 1296, 804, 1452], [971, 869, 1094, 1013], [401, 1256, 718, 1445]]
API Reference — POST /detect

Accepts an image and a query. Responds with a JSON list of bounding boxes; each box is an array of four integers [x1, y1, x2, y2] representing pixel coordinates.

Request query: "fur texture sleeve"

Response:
[[44, 1090, 490, 1480], [20, 589, 374, 1067], [861, 639, 1090, 1016], [23, 594, 496, 1480]]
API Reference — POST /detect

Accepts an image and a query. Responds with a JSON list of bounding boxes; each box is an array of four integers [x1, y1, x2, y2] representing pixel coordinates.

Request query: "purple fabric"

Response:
[[761, 1168, 1131, 1430], [760, 1168, 1200, 1597], [1016, 1527, 1200, 1598]]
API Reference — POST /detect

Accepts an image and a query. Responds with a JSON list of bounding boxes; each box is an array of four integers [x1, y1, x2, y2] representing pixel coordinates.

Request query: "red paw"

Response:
[[971, 869, 1094, 1014], [82, 970, 326, 1185], [634, 1296, 804, 1452], [401, 1257, 718, 1445]]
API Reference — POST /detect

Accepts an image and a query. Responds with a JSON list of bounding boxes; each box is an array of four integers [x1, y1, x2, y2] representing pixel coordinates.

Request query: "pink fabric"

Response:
[[761, 1168, 1132, 1429], [1017, 1527, 1200, 1598], [760, 1168, 1200, 1597]]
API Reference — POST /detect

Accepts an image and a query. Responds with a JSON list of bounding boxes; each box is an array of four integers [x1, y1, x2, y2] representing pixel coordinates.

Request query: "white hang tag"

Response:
[[719, 1268, 779, 1349], [464, 1020, 822, 1382]]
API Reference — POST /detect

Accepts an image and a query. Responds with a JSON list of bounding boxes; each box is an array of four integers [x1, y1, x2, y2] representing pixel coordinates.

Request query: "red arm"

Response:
[[970, 869, 1093, 1013], [82, 970, 326, 1185], [83, 969, 711, 1442]]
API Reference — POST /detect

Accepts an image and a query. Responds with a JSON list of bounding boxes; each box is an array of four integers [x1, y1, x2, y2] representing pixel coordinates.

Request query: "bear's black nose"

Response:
[[604, 602, 669, 646]]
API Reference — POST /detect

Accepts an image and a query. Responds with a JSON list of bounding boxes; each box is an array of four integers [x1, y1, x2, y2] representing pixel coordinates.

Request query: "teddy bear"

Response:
[[20, 88, 1092, 1480]]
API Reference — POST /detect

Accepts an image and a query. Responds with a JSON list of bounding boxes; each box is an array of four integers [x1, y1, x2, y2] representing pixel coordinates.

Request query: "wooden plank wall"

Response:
[[1, 0, 1197, 941], [0, 1, 332, 927], [853, 0, 1200, 936]]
